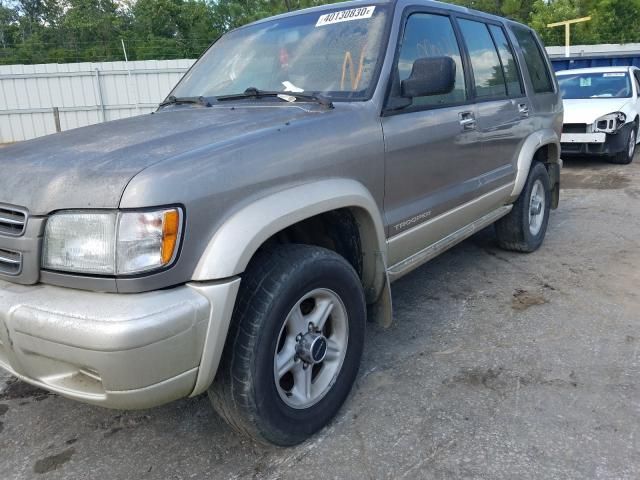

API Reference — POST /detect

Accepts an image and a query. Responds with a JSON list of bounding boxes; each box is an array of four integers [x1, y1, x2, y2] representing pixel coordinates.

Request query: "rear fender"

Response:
[[510, 129, 561, 208]]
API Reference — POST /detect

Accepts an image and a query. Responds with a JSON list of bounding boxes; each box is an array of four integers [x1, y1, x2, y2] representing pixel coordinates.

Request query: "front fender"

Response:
[[189, 179, 390, 395], [620, 103, 639, 123], [192, 178, 388, 302]]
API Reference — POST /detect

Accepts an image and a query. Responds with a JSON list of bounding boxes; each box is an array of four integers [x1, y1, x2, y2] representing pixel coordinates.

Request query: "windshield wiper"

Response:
[[159, 95, 211, 108], [216, 87, 333, 108]]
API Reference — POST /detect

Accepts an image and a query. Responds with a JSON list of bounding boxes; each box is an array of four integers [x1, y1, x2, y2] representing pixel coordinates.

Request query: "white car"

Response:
[[557, 66, 640, 164]]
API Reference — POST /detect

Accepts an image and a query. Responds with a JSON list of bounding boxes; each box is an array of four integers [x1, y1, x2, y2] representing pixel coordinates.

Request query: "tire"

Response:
[[496, 161, 551, 253], [609, 124, 637, 165], [209, 244, 366, 446]]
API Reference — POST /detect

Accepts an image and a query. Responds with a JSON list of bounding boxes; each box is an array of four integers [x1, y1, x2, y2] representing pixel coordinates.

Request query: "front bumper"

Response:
[[0, 278, 239, 409], [561, 124, 633, 156]]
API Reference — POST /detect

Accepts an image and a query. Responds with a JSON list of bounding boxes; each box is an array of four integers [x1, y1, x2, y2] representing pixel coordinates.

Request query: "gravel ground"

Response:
[[1, 155, 640, 479]]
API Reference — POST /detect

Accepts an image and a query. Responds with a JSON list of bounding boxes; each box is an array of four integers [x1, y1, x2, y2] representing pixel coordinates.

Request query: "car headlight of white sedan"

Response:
[[42, 207, 182, 275], [593, 112, 626, 134]]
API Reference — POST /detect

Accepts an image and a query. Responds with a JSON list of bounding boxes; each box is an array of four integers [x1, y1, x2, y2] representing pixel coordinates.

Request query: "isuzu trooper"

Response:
[[0, 0, 562, 445]]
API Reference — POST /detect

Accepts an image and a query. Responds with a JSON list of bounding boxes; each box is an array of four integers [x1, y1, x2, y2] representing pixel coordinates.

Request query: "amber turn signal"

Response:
[[161, 209, 180, 265]]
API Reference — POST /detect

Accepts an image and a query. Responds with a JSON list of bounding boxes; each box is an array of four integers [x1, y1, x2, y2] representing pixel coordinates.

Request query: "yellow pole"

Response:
[[547, 17, 591, 58]]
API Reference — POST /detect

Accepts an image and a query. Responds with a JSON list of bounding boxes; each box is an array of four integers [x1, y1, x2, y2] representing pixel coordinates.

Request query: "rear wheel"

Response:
[[609, 124, 637, 165], [496, 161, 551, 253], [209, 244, 365, 446]]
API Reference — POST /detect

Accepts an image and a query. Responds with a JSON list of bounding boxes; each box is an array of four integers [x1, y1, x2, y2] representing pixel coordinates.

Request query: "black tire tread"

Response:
[[210, 246, 294, 443], [609, 124, 636, 165], [496, 161, 550, 253], [209, 244, 362, 445]]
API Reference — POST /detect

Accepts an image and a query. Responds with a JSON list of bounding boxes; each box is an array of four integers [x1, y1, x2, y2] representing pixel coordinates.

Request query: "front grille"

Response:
[[0, 209, 40, 285], [561, 143, 582, 152], [0, 247, 22, 275], [563, 123, 588, 134], [0, 206, 27, 236]]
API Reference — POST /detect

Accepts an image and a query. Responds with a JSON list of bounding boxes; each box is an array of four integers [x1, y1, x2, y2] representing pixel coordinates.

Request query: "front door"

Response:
[[381, 11, 480, 266]]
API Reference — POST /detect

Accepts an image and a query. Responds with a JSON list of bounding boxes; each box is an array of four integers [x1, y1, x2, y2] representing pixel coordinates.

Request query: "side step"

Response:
[[387, 205, 512, 282]]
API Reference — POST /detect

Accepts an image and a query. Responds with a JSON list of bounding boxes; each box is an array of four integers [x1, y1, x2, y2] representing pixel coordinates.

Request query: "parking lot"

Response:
[[1, 155, 639, 479]]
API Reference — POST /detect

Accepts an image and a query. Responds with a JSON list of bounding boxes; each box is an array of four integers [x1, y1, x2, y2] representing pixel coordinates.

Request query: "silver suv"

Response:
[[0, 0, 562, 445]]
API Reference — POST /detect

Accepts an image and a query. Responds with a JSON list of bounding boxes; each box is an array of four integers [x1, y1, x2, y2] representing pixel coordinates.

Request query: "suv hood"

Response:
[[0, 105, 323, 215], [563, 98, 630, 125]]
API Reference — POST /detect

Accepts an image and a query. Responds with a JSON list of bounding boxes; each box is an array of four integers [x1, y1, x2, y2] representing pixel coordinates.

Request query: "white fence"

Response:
[[0, 59, 195, 143]]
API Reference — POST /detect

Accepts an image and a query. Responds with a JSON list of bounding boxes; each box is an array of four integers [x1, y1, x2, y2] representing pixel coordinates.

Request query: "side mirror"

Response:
[[401, 56, 456, 98]]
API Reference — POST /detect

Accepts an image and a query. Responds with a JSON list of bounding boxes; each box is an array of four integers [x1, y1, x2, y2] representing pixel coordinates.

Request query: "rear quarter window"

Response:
[[488, 25, 523, 97], [511, 26, 553, 94]]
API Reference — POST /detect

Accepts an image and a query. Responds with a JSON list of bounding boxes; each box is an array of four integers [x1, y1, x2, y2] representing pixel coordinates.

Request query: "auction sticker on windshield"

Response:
[[316, 6, 376, 27]]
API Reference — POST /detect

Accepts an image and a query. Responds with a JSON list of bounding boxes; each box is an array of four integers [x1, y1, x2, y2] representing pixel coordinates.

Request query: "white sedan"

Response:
[[557, 66, 640, 164]]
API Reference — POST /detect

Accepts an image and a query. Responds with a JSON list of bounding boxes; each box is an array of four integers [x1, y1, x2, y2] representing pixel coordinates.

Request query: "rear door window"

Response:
[[512, 26, 553, 94], [488, 25, 523, 96], [457, 18, 506, 99]]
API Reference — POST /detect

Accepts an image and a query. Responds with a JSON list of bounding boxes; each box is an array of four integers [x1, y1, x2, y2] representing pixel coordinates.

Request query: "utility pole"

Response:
[[547, 17, 591, 58], [121, 39, 141, 114]]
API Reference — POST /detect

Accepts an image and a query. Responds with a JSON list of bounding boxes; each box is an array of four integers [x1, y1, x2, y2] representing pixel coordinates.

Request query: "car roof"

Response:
[[242, 0, 526, 30], [556, 66, 635, 76]]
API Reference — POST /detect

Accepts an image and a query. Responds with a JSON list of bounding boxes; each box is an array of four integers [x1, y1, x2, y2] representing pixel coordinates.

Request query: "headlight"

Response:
[[42, 208, 182, 275], [593, 112, 626, 133]]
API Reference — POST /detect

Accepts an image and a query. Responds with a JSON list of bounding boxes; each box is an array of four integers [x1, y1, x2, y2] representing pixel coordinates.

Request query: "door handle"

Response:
[[459, 111, 476, 131], [518, 103, 530, 118]]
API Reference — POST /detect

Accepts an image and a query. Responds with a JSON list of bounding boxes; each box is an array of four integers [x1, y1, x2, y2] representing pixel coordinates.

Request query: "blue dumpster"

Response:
[[551, 54, 640, 71]]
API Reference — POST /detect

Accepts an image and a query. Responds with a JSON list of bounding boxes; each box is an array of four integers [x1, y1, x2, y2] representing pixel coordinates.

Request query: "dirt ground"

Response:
[[1, 155, 639, 479]]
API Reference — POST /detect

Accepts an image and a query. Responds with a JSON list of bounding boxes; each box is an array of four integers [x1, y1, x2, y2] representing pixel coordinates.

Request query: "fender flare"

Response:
[[509, 128, 561, 202], [189, 180, 391, 395], [192, 179, 389, 306]]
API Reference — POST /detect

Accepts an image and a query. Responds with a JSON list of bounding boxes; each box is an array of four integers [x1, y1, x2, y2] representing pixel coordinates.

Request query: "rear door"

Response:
[[456, 18, 529, 180]]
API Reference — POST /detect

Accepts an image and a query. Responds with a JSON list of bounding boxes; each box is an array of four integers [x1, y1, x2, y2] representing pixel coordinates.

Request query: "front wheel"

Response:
[[209, 244, 366, 446], [496, 161, 551, 253], [609, 124, 637, 165]]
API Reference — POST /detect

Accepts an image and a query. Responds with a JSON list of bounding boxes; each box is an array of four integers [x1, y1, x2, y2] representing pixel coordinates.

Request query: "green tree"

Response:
[[0, 2, 18, 49], [2, 0, 640, 65], [211, 0, 340, 31], [178, 0, 219, 55], [128, 0, 219, 59], [529, 0, 640, 46], [589, 0, 640, 43], [448, 0, 535, 23], [15, 0, 62, 39], [529, 0, 591, 45], [59, 0, 126, 61]]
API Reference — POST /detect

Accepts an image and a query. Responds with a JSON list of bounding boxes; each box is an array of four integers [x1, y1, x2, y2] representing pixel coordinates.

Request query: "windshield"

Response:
[[171, 5, 389, 101], [558, 72, 632, 99]]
